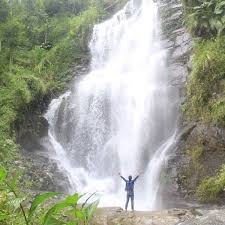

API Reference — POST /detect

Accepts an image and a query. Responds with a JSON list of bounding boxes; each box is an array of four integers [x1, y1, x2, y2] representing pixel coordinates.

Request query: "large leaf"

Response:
[[43, 201, 71, 225], [74, 209, 85, 220], [217, 1, 225, 7], [81, 192, 96, 209], [214, 9, 223, 15], [66, 221, 78, 225], [214, 20, 223, 31], [221, 15, 225, 23], [63, 193, 80, 206], [218, 24, 225, 36], [7, 197, 26, 211], [85, 200, 99, 221], [44, 216, 65, 225], [0, 167, 7, 182], [0, 212, 8, 221], [43, 193, 82, 225], [28, 192, 61, 220], [209, 17, 219, 30]]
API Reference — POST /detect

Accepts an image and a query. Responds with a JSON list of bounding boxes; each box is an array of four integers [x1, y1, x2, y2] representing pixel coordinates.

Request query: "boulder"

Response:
[[181, 208, 225, 225]]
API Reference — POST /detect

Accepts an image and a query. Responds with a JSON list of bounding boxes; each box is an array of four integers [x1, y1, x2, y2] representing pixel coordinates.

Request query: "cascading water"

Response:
[[42, 0, 180, 210]]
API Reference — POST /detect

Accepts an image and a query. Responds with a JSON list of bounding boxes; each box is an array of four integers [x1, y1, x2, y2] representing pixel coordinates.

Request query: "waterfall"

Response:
[[42, 0, 180, 210]]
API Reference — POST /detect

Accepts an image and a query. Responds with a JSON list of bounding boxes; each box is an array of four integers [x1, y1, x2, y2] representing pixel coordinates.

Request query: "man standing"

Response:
[[118, 172, 142, 211]]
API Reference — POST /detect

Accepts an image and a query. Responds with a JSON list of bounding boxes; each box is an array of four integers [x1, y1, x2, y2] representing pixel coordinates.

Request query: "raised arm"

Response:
[[118, 173, 127, 182], [134, 171, 144, 182], [133, 175, 139, 182]]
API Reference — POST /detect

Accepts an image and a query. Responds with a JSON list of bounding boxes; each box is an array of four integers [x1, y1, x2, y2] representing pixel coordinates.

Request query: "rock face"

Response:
[[92, 207, 225, 225], [16, 63, 90, 192], [153, 0, 193, 206], [159, 0, 192, 94], [173, 123, 225, 201], [159, 0, 225, 203], [157, 0, 225, 204]]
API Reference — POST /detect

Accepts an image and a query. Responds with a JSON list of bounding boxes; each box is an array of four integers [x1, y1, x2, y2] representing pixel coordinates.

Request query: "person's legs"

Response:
[[125, 194, 129, 211], [131, 195, 134, 211]]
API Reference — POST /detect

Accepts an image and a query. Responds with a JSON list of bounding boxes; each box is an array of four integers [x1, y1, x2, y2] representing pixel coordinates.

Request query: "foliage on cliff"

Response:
[[184, 37, 225, 125], [183, 0, 225, 127], [0, 0, 126, 163], [0, 1, 127, 223], [197, 164, 225, 202], [183, 0, 225, 201], [183, 0, 225, 38]]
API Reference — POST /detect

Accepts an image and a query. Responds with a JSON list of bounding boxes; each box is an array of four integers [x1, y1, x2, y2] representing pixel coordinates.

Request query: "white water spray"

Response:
[[42, 0, 180, 210]]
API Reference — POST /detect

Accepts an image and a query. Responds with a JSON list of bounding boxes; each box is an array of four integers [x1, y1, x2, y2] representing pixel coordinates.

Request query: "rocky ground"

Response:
[[92, 207, 225, 225]]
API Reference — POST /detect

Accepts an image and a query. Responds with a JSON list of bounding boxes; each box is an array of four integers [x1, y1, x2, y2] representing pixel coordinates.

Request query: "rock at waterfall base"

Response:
[[92, 207, 225, 225], [92, 207, 194, 225]]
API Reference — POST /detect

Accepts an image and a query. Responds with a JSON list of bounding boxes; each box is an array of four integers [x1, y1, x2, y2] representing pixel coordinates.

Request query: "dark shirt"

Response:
[[120, 175, 139, 195]]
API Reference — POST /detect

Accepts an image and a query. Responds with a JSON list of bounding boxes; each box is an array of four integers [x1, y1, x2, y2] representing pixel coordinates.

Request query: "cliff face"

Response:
[[162, 0, 225, 203], [16, 64, 90, 192], [159, 0, 191, 90], [155, 0, 193, 206], [156, 0, 225, 204], [173, 123, 225, 201]]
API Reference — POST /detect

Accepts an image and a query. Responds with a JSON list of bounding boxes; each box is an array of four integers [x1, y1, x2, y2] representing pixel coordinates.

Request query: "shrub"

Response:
[[0, 1, 105, 165], [187, 144, 204, 173], [0, 167, 99, 225], [184, 37, 225, 125], [197, 164, 225, 202], [183, 0, 225, 38]]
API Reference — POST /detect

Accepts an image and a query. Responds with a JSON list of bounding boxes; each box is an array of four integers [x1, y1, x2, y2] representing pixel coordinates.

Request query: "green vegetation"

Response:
[[182, 0, 225, 202], [184, 37, 225, 125], [0, 166, 98, 225], [0, 0, 127, 163], [0, 0, 128, 222], [0, 0, 97, 163], [197, 164, 225, 202], [183, 0, 225, 127], [177, 144, 204, 196], [187, 144, 204, 173], [183, 0, 225, 38]]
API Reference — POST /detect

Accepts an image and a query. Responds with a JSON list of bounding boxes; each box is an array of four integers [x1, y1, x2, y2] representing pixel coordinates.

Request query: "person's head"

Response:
[[128, 175, 132, 181]]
